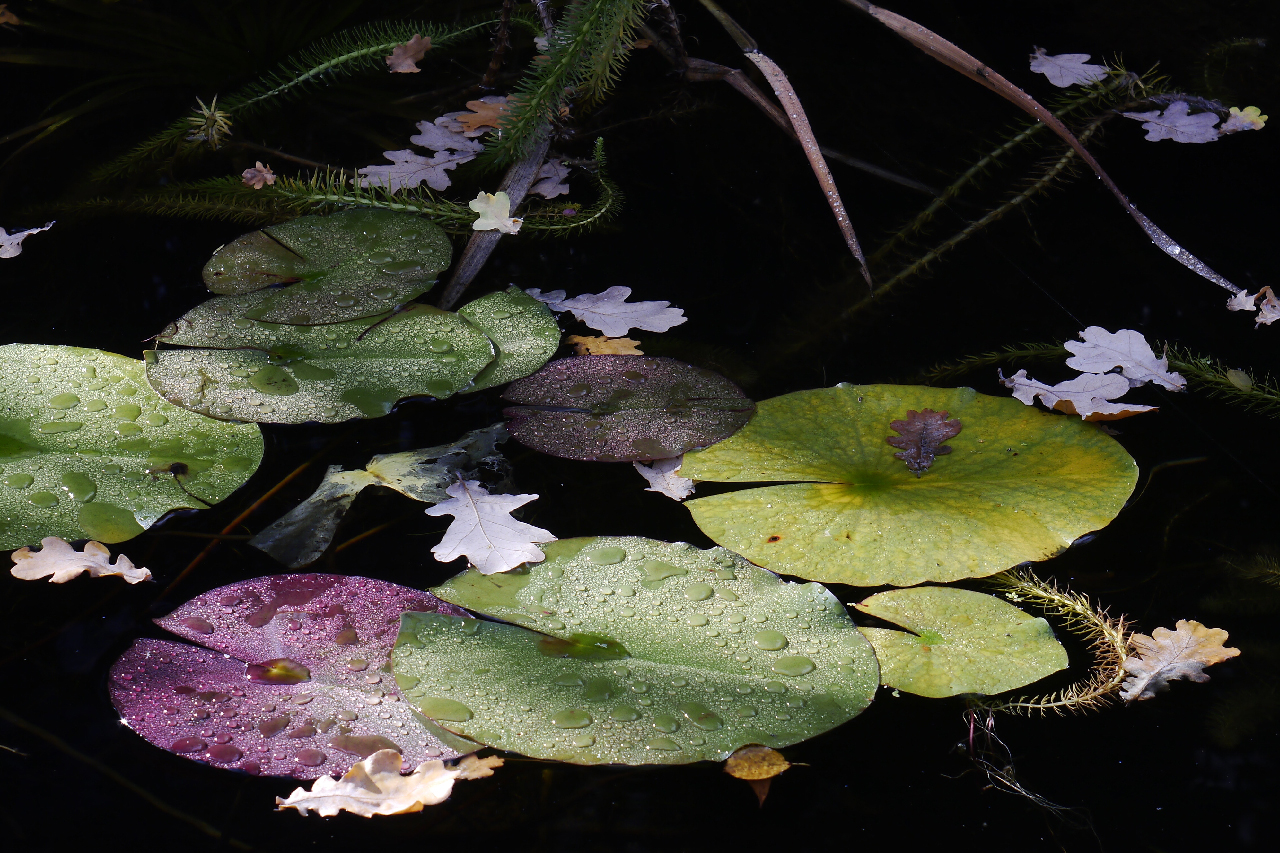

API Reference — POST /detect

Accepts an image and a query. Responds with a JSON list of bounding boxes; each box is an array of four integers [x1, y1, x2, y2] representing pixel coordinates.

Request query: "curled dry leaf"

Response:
[[1226, 289, 1259, 313], [425, 479, 556, 574], [1028, 47, 1107, 87], [1255, 286, 1280, 327], [1, 221, 54, 259], [276, 749, 502, 817], [566, 335, 643, 355], [241, 161, 275, 189], [633, 456, 696, 501], [725, 745, 790, 806], [385, 34, 431, 73], [1121, 619, 1240, 702], [999, 369, 1156, 421], [886, 408, 961, 477], [469, 191, 522, 234], [11, 537, 151, 584]]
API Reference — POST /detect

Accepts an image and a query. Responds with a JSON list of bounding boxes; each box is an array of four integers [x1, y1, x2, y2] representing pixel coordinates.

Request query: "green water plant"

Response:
[[0, 344, 263, 549], [394, 535, 880, 765], [680, 383, 1137, 587]]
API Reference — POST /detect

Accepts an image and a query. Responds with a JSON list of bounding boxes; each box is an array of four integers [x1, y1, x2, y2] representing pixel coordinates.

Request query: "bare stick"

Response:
[[839, 0, 1243, 297], [697, 0, 873, 285]]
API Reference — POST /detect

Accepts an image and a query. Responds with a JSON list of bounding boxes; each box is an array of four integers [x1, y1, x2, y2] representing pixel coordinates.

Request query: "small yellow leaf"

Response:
[[725, 745, 790, 780], [565, 335, 643, 355]]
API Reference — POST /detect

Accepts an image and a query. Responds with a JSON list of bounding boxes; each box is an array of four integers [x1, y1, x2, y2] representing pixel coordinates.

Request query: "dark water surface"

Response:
[[2, 1, 1279, 850]]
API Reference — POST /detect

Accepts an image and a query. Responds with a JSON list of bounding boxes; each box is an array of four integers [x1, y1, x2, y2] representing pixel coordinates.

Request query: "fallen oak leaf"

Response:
[[276, 749, 503, 817], [426, 479, 556, 574], [457, 96, 510, 132], [552, 286, 686, 337], [1122, 100, 1220, 143], [1064, 327, 1186, 391], [1028, 47, 1107, 87], [999, 369, 1156, 421], [1220, 105, 1267, 134], [359, 149, 474, 193], [241, 161, 275, 189], [886, 408, 961, 477], [633, 456, 696, 500], [531, 158, 571, 199], [1120, 620, 1240, 702], [11, 537, 151, 584], [1226, 289, 1259, 313], [385, 34, 431, 73], [1254, 286, 1280, 327], [0, 5, 21, 26], [566, 335, 643, 355]]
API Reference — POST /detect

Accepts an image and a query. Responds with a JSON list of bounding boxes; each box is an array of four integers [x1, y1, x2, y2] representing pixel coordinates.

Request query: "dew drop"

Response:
[[551, 708, 593, 729], [753, 630, 788, 651]]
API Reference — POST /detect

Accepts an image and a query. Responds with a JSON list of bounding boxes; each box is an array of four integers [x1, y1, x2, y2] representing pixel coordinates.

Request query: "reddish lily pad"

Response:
[[109, 574, 471, 779], [501, 356, 755, 462]]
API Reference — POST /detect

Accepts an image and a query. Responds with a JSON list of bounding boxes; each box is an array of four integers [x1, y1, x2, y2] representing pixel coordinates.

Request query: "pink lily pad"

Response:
[[109, 574, 470, 779]]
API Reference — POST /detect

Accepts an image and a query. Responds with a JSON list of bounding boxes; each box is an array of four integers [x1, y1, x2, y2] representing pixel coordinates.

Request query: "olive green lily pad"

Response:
[[855, 586, 1068, 698], [458, 287, 560, 393], [394, 536, 879, 765], [201, 209, 451, 325], [0, 344, 263, 549], [680, 385, 1137, 587], [146, 305, 495, 423]]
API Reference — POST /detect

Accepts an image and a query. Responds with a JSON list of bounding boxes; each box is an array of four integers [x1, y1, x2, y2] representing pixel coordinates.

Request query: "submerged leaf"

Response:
[[201, 210, 451, 324], [1120, 620, 1240, 702], [886, 408, 961, 477], [633, 456, 696, 500], [249, 424, 508, 568], [109, 575, 472, 779], [11, 537, 151, 584], [566, 335, 643, 355], [425, 480, 556, 574], [502, 356, 755, 462], [400, 536, 879, 765], [277, 750, 501, 816], [0, 344, 263, 550], [681, 385, 1137, 587], [856, 587, 1067, 697]]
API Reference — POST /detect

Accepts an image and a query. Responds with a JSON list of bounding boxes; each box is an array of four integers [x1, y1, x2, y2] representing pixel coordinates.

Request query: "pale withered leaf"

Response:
[[1121, 620, 1240, 702], [426, 479, 556, 574], [11, 537, 151, 584]]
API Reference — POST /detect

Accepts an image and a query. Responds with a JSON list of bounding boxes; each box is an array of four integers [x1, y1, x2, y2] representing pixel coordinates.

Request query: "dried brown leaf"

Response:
[[1121, 619, 1240, 702], [386, 34, 431, 73], [886, 408, 961, 477], [458, 98, 510, 132], [11, 537, 152, 584], [566, 335, 643, 355]]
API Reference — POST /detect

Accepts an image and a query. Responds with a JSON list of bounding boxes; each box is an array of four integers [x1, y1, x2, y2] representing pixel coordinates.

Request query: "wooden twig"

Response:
[[697, 0, 873, 285], [480, 0, 516, 90], [839, 0, 1244, 298]]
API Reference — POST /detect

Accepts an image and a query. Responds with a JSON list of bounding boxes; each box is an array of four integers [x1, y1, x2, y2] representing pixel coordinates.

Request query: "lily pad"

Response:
[[0, 344, 263, 549], [146, 304, 495, 423], [501, 356, 756, 461], [680, 384, 1137, 586], [109, 574, 474, 779], [395, 536, 878, 765], [855, 586, 1068, 698], [201, 210, 451, 325], [458, 287, 561, 393]]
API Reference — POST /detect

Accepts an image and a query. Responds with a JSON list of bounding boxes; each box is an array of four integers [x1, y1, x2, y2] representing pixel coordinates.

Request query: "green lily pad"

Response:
[[394, 536, 879, 765], [680, 384, 1137, 587], [458, 287, 561, 393], [855, 586, 1068, 698], [0, 344, 263, 549], [501, 357, 756, 461], [201, 209, 451, 325], [146, 305, 495, 423]]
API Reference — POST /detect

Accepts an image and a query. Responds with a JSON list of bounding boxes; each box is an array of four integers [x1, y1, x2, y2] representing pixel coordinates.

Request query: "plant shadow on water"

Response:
[[1, 0, 1279, 850]]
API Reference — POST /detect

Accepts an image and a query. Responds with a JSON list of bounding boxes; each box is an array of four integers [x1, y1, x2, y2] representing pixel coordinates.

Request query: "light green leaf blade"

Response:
[[680, 384, 1137, 586], [397, 536, 878, 765], [855, 586, 1068, 698], [458, 287, 561, 392], [0, 344, 263, 549], [147, 305, 495, 423], [202, 209, 451, 325]]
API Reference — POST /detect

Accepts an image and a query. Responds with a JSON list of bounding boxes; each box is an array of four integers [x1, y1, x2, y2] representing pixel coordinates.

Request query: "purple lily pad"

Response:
[[109, 574, 469, 779], [501, 356, 756, 462]]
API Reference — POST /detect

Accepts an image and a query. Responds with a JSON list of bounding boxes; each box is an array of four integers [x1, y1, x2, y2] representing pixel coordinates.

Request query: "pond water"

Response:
[[2, 1, 1278, 850]]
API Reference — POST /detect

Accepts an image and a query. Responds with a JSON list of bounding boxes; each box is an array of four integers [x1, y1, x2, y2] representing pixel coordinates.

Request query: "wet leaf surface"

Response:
[[502, 356, 755, 461], [681, 384, 1137, 586], [457, 287, 560, 393], [397, 536, 878, 765], [110, 574, 472, 779], [0, 344, 263, 549], [201, 210, 451, 324]]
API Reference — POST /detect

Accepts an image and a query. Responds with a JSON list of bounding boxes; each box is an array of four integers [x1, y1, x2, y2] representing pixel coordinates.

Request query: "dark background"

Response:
[[2, 1, 1278, 850]]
